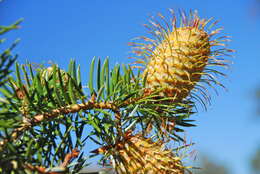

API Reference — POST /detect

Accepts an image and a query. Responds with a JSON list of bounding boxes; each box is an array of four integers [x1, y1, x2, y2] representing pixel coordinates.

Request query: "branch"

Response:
[[0, 100, 119, 148]]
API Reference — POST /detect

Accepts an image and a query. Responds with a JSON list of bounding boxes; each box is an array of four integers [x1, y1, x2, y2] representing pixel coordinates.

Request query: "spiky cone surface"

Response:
[[144, 27, 210, 102], [96, 134, 186, 174], [131, 10, 233, 104]]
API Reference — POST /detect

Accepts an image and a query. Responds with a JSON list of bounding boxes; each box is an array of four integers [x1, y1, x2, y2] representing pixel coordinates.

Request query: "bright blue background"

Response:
[[1, 0, 260, 173]]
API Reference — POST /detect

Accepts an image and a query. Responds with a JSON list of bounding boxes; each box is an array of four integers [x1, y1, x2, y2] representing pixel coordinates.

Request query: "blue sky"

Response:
[[1, 0, 260, 173]]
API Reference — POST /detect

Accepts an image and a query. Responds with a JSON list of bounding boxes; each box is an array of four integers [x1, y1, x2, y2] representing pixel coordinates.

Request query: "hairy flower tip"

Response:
[[98, 134, 186, 174], [40, 66, 68, 83], [130, 10, 234, 106], [40, 66, 69, 88]]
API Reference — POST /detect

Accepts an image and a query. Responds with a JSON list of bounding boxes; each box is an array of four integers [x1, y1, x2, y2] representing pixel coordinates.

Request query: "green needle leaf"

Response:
[[68, 78, 77, 104], [97, 58, 101, 91], [89, 57, 95, 94], [15, 62, 22, 88], [105, 58, 110, 98]]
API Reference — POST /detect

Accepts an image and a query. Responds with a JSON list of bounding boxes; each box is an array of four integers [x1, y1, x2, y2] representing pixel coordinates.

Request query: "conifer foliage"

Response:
[[0, 6, 233, 174]]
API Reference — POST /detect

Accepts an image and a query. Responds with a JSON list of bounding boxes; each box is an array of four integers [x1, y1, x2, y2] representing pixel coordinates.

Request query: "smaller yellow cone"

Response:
[[97, 133, 186, 174]]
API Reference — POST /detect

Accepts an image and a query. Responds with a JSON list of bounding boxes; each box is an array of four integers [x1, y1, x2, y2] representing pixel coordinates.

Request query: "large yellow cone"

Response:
[[131, 10, 233, 104]]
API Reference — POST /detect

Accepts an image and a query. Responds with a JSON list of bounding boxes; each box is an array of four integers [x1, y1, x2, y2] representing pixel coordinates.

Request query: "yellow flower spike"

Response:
[[130, 10, 234, 106]]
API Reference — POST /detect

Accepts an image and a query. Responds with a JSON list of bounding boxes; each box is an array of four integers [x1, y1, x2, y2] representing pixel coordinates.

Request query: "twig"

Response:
[[60, 148, 80, 167], [24, 148, 80, 174]]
